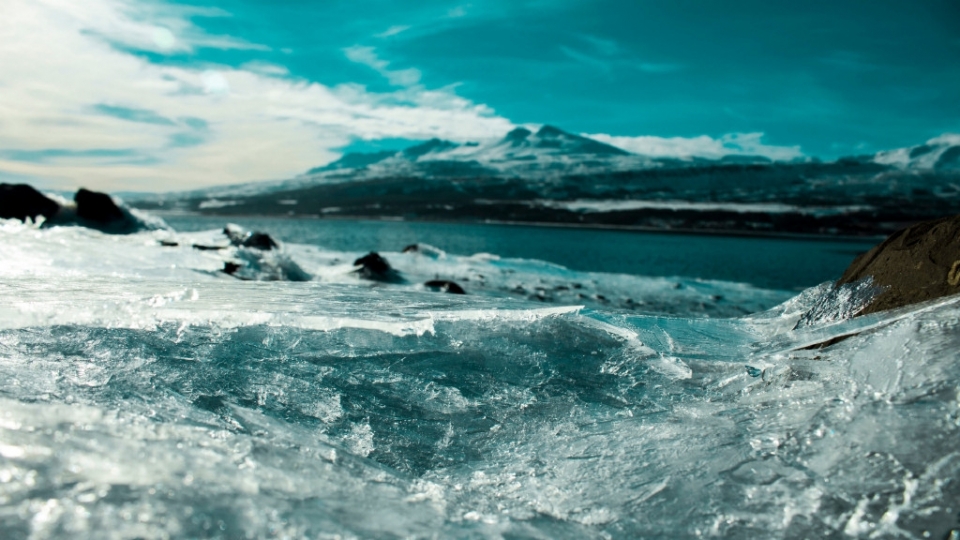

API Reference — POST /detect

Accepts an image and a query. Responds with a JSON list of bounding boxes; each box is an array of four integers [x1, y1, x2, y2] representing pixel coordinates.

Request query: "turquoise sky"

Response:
[[2, 0, 959, 190], [169, 0, 960, 154]]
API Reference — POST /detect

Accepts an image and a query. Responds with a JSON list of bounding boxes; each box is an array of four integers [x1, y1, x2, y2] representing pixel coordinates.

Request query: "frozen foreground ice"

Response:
[[0, 220, 958, 539]]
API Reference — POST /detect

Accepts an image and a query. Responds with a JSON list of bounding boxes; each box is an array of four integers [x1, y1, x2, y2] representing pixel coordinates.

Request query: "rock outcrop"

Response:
[[241, 232, 278, 250], [424, 280, 466, 294], [75, 188, 125, 224], [353, 252, 404, 283], [224, 224, 278, 250], [2, 183, 160, 233], [0, 183, 60, 222], [837, 214, 960, 315], [65, 187, 157, 233]]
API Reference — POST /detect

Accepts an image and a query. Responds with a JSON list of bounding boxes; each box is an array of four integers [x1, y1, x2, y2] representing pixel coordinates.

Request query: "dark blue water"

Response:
[[162, 215, 876, 290]]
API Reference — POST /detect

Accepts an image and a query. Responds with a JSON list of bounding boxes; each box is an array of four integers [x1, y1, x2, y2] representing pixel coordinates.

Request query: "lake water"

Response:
[[163, 215, 877, 290]]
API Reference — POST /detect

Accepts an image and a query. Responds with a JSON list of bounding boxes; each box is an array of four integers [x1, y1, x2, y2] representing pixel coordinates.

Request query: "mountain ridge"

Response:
[[126, 126, 960, 238], [301, 126, 960, 183]]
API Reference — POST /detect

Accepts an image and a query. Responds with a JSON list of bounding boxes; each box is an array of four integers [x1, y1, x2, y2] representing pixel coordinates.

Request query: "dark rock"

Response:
[[159, 240, 179, 247], [505, 127, 532, 142], [193, 395, 227, 413], [402, 138, 458, 159], [242, 232, 278, 250], [224, 224, 278, 250], [219, 250, 311, 282], [193, 244, 226, 251], [798, 333, 858, 350], [837, 214, 960, 315], [75, 188, 125, 224], [424, 280, 466, 294], [355, 252, 390, 274], [353, 252, 403, 283], [936, 145, 960, 170], [224, 224, 246, 244], [223, 262, 242, 275], [0, 183, 60, 222]]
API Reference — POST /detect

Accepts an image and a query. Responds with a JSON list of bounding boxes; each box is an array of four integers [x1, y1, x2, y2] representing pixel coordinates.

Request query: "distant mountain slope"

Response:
[[873, 134, 960, 171], [129, 127, 960, 237], [134, 125, 815, 205], [296, 126, 645, 185]]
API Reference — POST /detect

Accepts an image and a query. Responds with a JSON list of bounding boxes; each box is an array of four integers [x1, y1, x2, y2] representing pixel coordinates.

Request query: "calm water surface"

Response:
[[163, 215, 877, 290]]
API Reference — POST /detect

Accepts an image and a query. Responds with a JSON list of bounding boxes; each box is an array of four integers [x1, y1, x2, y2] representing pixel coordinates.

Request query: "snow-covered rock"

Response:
[[873, 133, 960, 171]]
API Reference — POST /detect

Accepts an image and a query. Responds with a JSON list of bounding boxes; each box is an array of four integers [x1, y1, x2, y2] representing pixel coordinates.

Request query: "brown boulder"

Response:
[[838, 214, 960, 315]]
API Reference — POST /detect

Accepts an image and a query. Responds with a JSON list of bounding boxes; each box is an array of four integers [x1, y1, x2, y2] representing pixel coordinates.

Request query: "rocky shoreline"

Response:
[[129, 164, 960, 238], [6, 181, 960, 318]]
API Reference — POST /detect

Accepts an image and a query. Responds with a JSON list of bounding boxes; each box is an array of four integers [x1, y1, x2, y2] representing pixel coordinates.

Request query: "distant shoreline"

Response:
[[148, 209, 886, 244]]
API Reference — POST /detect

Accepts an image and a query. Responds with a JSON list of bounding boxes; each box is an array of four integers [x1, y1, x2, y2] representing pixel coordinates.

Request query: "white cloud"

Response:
[[151, 27, 176, 50], [586, 132, 804, 161], [343, 45, 422, 87], [42, 0, 263, 55], [0, 0, 513, 192], [376, 25, 410, 38], [200, 71, 231, 95], [239, 61, 290, 77]]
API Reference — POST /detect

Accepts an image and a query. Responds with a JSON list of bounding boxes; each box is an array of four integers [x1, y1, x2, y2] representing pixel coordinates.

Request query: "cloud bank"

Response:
[[0, 0, 814, 193], [0, 0, 514, 191], [586, 132, 804, 161]]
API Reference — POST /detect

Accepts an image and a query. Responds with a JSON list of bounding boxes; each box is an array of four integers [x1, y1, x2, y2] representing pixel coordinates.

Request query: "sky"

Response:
[[1, 0, 958, 192]]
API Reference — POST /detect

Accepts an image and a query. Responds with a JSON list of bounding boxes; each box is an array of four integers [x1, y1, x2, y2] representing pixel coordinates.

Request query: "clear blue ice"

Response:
[[0, 216, 957, 539]]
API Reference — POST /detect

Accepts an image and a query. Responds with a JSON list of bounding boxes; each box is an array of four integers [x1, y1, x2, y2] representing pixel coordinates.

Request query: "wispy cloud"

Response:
[[239, 61, 291, 77], [376, 25, 410, 38], [343, 45, 422, 87], [92, 104, 177, 125], [0, 0, 513, 191], [636, 62, 683, 73], [580, 35, 618, 56], [821, 51, 879, 72], [559, 46, 612, 74], [561, 40, 682, 75], [586, 132, 804, 161], [60, 0, 265, 54], [0, 148, 140, 163]]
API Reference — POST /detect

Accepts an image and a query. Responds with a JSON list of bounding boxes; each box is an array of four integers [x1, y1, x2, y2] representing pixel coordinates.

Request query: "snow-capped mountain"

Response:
[[307, 126, 960, 179], [873, 134, 960, 171], [134, 125, 798, 203], [152, 126, 669, 202], [127, 127, 960, 238], [308, 125, 670, 180]]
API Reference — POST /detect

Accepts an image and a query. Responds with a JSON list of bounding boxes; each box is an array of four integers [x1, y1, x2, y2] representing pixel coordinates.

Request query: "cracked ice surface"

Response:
[[0, 220, 958, 539]]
